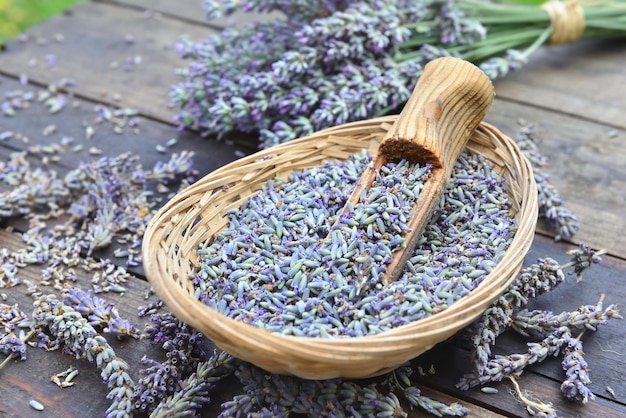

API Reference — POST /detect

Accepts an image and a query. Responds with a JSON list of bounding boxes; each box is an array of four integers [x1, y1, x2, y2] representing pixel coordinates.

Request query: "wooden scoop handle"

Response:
[[381, 57, 494, 283], [345, 57, 494, 285], [376, 56, 494, 175]]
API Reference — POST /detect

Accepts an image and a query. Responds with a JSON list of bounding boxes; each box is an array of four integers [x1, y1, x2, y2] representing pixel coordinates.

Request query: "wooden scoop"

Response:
[[342, 57, 495, 284]]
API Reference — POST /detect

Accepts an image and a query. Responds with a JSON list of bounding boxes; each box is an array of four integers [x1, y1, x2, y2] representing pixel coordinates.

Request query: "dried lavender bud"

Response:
[[137, 299, 163, 317], [32, 295, 134, 418], [0, 303, 31, 362], [148, 150, 196, 184], [194, 151, 516, 338], [63, 288, 139, 338], [565, 243, 605, 281], [560, 336, 594, 404]]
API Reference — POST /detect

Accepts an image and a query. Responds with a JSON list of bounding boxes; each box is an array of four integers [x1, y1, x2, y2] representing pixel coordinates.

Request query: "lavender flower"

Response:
[[173, 1, 626, 148], [0, 303, 31, 362], [32, 295, 135, 418], [63, 288, 139, 339], [565, 242, 605, 281], [560, 336, 594, 403], [463, 258, 564, 370], [512, 301, 621, 339], [514, 123, 579, 240], [460, 326, 572, 389]]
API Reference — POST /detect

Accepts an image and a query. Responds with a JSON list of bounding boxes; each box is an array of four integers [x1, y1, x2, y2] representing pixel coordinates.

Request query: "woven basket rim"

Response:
[[143, 117, 538, 378]]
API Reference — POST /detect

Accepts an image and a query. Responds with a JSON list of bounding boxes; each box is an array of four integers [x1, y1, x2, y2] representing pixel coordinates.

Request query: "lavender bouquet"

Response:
[[171, 0, 626, 148]]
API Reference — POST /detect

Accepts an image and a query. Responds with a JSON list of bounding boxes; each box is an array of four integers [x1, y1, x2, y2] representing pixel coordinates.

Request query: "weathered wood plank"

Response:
[[0, 76, 250, 176], [0, 1, 217, 125], [485, 99, 626, 259], [494, 38, 626, 130]]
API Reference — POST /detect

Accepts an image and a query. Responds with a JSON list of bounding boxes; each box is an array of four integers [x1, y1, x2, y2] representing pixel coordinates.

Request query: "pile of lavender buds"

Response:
[[194, 150, 516, 337]]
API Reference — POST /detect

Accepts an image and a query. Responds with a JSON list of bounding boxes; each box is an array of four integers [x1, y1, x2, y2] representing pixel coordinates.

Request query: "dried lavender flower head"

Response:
[[566, 242, 604, 281], [173, 1, 458, 147]]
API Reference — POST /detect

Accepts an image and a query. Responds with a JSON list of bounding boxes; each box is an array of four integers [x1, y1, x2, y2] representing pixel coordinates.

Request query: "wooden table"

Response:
[[1, 1, 625, 417]]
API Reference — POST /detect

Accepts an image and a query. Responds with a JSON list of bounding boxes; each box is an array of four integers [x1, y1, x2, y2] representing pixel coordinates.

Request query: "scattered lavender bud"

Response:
[[29, 399, 45, 411], [46, 54, 56, 68], [0, 131, 13, 141], [85, 125, 95, 140]]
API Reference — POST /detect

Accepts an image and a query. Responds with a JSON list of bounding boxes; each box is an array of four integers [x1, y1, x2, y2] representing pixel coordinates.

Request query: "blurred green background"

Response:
[[0, 0, 83, 43]]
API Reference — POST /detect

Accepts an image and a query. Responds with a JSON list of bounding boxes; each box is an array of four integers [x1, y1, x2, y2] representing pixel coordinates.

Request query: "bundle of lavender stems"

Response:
[[171, 0, 626, 148]]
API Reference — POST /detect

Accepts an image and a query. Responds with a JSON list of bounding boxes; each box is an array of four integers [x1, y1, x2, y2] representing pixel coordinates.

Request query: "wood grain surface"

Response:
[[1, 1, 625, 417]]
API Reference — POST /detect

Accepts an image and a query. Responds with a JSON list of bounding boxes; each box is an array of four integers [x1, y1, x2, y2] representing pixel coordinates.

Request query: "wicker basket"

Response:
[[143, 117, 538, 379]]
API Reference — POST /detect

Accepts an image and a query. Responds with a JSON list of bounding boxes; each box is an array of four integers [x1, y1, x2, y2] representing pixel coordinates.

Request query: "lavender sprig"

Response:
[[565, 242, 605, 282], [174, 1, 626, 148], [463, 258, 564, 370], [150, 351, 238, 418], [514, 123, 579, 240], [63, 288, 139, 339], [560, 336, 594, 403], [32, 295, 135, 418], [459, 244, 622, 404], [460, 326, 571, 389], [512, 301, 622, 339], [0, 303, 31, 363]]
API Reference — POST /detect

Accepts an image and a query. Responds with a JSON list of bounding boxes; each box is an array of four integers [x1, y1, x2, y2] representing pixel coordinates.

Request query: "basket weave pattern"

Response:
[[143, 117, 538, 379]]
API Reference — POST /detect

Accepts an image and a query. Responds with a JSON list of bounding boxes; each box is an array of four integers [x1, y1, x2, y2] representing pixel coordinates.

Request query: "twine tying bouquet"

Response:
[[171, 0, 626, 148]]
